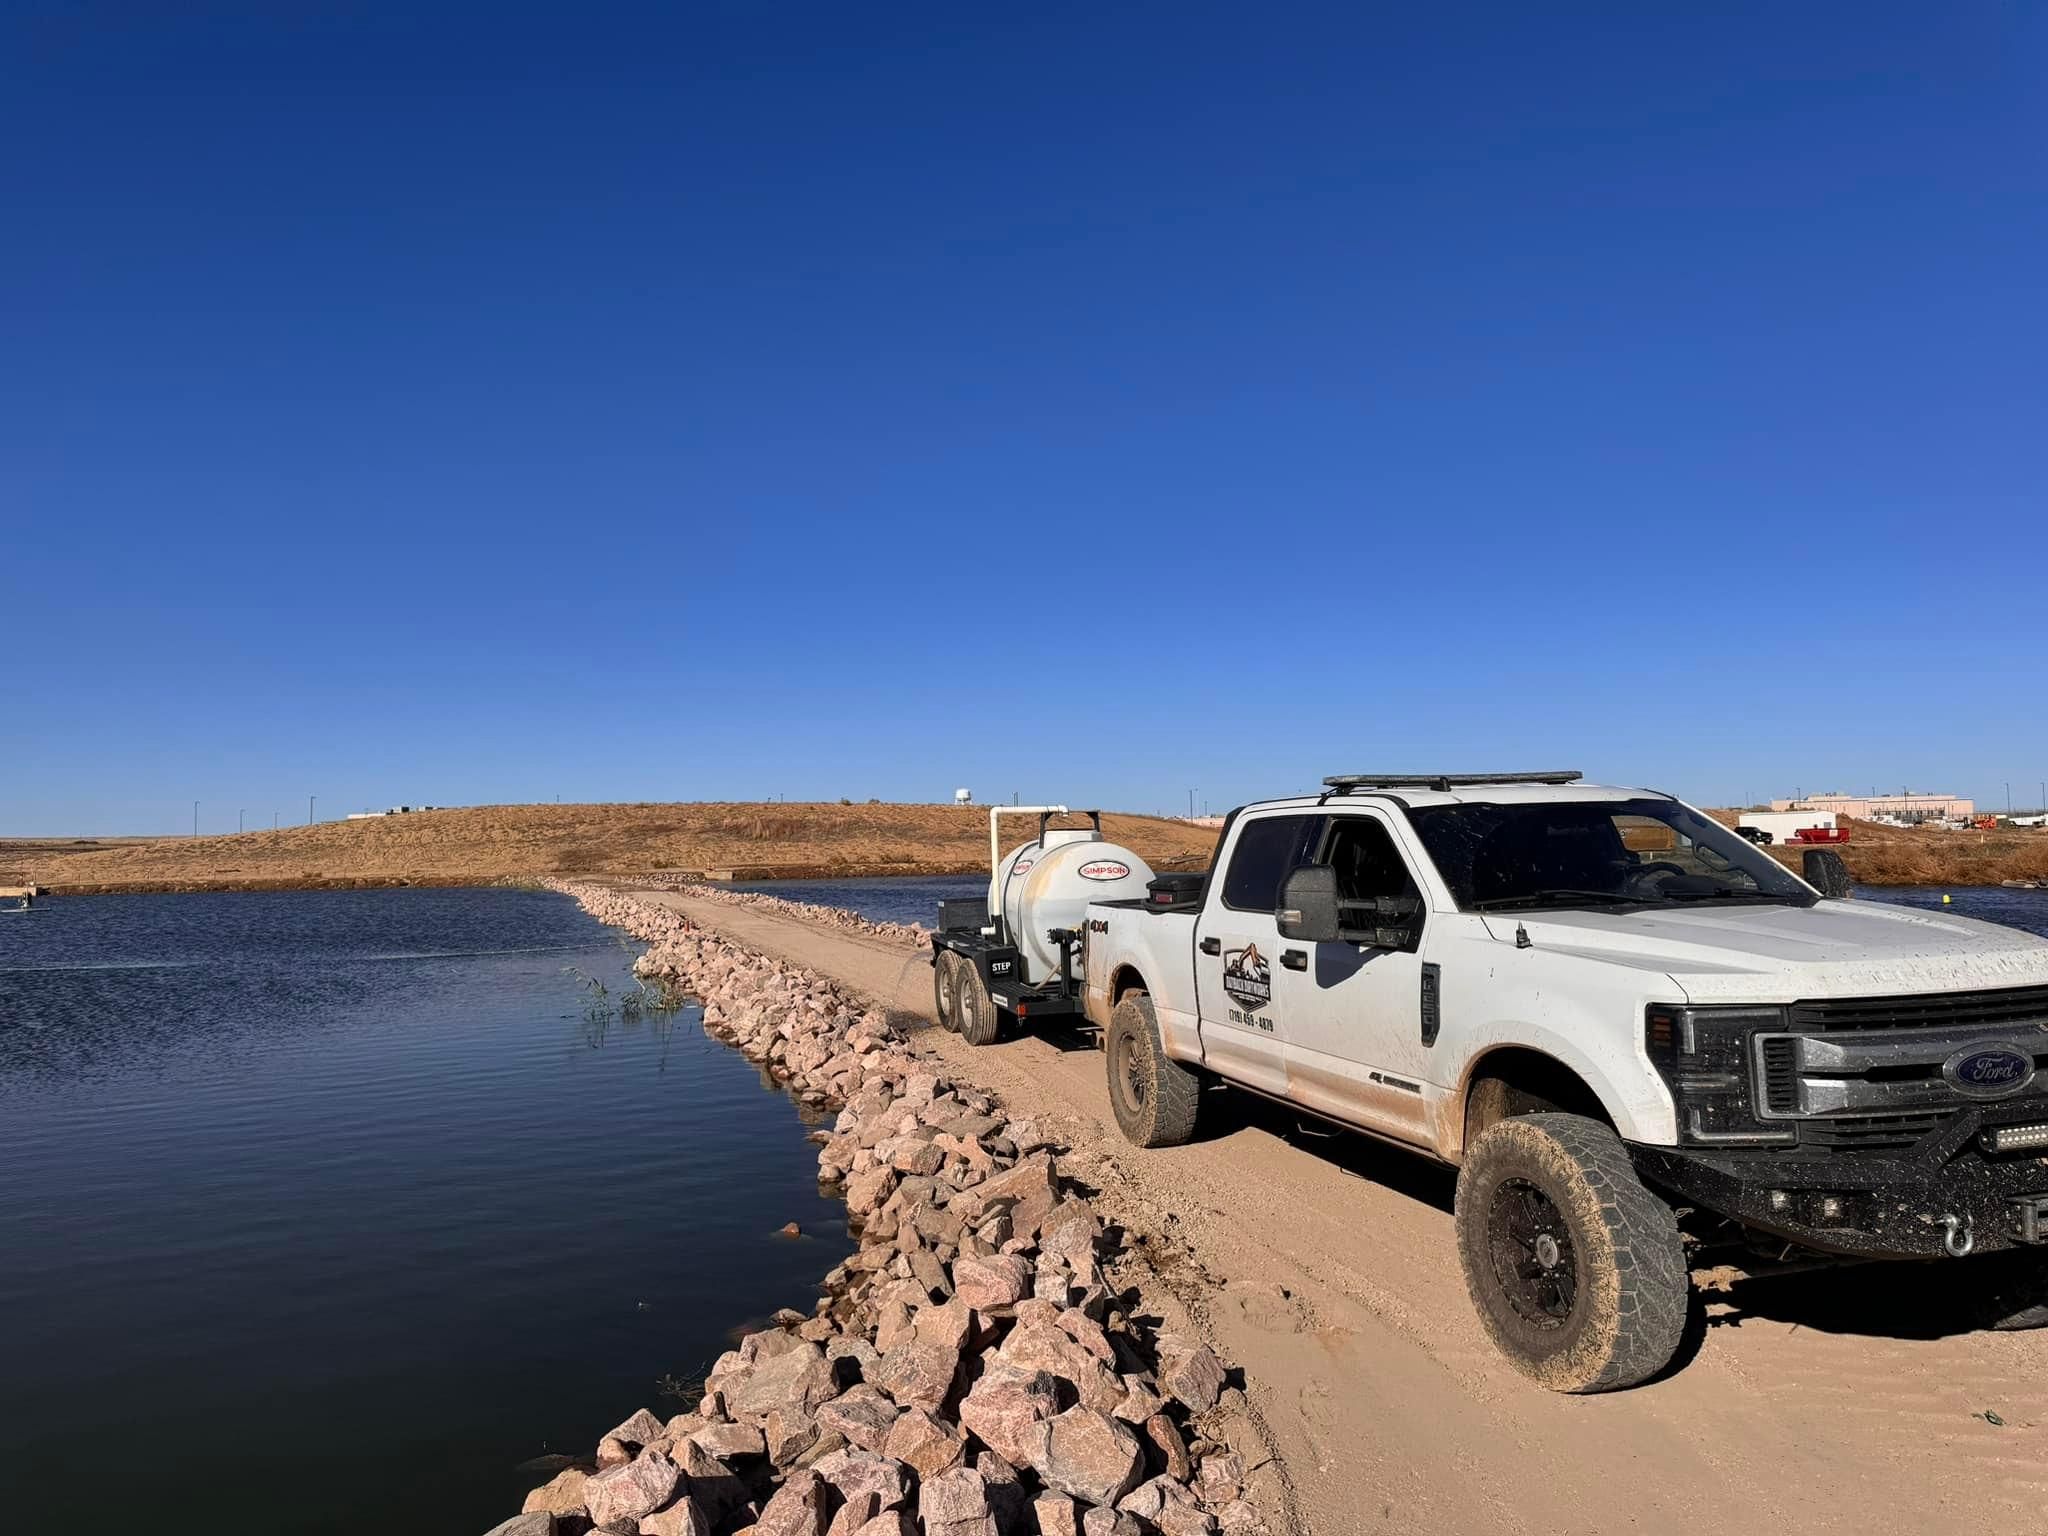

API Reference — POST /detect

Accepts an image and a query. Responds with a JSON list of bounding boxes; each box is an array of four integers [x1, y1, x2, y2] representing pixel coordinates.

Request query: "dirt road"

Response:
[[635, 886, 2048, 1536]]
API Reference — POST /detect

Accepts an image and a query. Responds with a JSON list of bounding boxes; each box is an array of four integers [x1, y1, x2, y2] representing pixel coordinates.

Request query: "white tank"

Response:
[[997, 831, 1154, 984]]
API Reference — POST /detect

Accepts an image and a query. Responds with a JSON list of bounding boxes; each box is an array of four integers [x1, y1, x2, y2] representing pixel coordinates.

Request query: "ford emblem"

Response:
[[1942, 1042, 2038, 1100]]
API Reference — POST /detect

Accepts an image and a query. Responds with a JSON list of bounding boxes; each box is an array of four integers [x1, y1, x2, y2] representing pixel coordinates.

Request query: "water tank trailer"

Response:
[[929, 805, 1154, 1044]]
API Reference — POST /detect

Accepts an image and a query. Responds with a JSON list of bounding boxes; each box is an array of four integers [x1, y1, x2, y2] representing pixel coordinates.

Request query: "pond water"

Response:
[[1855, 884, 2048, 940], [729, 873, 985, 927], [0, 887, 852, 1536]]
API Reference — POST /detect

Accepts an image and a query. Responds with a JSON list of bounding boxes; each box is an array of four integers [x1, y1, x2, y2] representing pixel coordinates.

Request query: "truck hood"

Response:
[[1483, 899, 2048, 1003]]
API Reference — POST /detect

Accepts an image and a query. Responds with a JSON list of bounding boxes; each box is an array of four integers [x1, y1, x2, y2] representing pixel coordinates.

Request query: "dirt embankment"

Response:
[[10, 803, 1218, 895], [1704, 815, 2048, 887]]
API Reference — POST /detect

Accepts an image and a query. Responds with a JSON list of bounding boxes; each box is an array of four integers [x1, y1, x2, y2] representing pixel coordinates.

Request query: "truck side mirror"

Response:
[[1278, 865, 1341, 943], [1803, 848, 1852, 898]]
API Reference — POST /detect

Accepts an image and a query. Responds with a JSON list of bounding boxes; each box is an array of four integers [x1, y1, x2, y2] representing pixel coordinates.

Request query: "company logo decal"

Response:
[[1221, 944, 1271, 1012], [1077, 860, 1131, 882], [1011, 859, 1034, 876], [1943, 1042, 2037, 1099]]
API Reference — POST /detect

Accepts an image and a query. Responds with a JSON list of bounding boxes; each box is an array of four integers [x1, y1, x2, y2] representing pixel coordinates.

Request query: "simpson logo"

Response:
[[1077, 860, 1131, 882], [1221, 944, 1271, 1011]]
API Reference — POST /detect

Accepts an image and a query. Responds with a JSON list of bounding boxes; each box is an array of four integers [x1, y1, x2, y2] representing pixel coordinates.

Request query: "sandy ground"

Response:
[[633, 885, 2048, 1536]]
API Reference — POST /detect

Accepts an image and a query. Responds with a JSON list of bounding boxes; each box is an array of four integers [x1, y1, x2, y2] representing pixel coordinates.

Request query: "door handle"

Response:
[[1281, 948, 1308, 971], [1199, 937, 1222, 956]]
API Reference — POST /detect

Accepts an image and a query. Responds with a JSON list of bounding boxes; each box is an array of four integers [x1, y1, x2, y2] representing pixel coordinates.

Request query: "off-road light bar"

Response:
[[1983, 1123, 2048, 1153], [1323, 770, 1583, 792]]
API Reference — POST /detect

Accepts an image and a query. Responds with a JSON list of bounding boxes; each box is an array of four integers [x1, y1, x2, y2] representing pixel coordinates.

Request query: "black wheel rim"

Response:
[[1486, 1177, 1578, 1326], [1115, 1028, 1146, 1113]]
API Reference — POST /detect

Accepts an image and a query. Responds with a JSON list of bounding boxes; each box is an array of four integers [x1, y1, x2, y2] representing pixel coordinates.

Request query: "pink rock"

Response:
[[998, 1320, 1125, 1414], [873, 1336, 960, 1412], [638, 1493, 712, 1536], [689, 1421, 767, 1461], [1026, 1408, 1144, 1508], [816, 1384, 900, 1452], [952, 1253, 1032, 1312], [754, 1468, 829, 1536], [812, 1448, 911, 1510], [882, 1405, 967, 1479], [584, 1452, 682, 1528], [1157, 1338, 1227, 1413], [521, 1468, 589, 1518], [958, 1366, 1059, 1467]]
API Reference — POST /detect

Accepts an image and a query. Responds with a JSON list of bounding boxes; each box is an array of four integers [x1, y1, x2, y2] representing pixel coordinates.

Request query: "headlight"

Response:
[[1645, 1004, 1797, 1146]]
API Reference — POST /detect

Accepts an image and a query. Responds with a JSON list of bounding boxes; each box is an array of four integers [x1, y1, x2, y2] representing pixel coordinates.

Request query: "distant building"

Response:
[[344, 805, 443, 820], [1773, 792, 1975, 823]]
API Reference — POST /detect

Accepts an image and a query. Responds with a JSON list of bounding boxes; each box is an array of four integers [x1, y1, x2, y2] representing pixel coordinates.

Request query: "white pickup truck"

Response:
[[933, 773, 2048, 1391]]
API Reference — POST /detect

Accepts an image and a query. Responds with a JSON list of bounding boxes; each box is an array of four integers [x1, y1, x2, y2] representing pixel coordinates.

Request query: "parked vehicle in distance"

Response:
[[1737, 825, 1773, 846], [930, 775, 2048, 1392], [1739, 808, 1839, 845]]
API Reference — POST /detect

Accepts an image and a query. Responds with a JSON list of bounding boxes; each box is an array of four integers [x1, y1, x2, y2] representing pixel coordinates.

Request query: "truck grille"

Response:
[[1789, 983, 2048, 1033], [1795, 1111, 1950, 1152], [1760, 1036, 1799, 1116], [1753, 984, 2048, 1143]]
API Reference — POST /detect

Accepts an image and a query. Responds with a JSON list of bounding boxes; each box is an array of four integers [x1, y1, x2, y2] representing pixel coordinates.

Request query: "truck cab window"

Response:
[[1220, 814, 1327, 912], [1321, 817, 1420, 903]]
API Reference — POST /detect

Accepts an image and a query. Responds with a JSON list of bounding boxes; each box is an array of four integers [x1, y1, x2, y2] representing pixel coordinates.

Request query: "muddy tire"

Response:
[[1106, 992, 1201, 1148], [932, 950, 963, 1032], [1454, 1112, 1687, 1393], [956, 962, 999, 1046]]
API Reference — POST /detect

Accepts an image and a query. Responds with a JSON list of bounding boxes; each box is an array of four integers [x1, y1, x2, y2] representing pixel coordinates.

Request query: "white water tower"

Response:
[[954, 787, 973, 806]]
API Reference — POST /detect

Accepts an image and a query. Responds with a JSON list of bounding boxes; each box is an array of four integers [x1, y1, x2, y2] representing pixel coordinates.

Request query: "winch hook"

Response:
[[1941, 1213, 1975, 1258]]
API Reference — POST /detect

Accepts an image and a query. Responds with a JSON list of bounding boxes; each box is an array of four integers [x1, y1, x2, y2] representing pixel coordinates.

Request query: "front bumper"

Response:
[[1632, 1108, 2048, 1260]]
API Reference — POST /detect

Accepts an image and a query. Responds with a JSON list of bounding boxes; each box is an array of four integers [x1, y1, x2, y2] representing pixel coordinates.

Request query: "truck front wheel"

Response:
[[1106, 993, 1201, 1148], [1454, 1113, 1688, 1392]]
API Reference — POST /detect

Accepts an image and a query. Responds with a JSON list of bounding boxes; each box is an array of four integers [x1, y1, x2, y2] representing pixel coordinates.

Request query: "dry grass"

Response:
[[15, 802, 1220, 894], [1705, 813, 2048, 887]]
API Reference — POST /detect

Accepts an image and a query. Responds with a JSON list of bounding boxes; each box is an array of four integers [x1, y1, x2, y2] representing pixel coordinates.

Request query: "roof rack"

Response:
[[1322, 771, 1584, 795]]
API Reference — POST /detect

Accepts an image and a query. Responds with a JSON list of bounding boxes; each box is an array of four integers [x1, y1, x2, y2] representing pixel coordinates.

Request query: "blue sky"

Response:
[[4, 4, 2045, 834]]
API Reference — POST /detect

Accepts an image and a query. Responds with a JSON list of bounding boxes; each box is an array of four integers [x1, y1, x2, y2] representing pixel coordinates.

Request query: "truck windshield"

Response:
[[1405, 799, 1817, 912]]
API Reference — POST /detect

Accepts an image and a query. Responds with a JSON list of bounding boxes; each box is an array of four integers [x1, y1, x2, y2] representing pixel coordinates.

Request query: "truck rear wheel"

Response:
[[1454, 1112, 1687, 1393], [955, 963, 999, 1046], [932, 950, 963, 1032], [1105, 992, 1201, 1148]]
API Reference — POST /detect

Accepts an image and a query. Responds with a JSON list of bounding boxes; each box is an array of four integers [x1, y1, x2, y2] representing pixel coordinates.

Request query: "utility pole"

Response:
[[1188, 788, 1196, 820], [308, 794, 316, 825], [193, 800, 199, 837], [238, 809, 245, 834], [2007, 783, 2013, 815], [273, 810, 279, 830]]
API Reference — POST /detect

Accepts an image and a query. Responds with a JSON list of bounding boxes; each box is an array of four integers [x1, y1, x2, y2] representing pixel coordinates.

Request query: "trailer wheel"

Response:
[[932, 950, 963, 1032], [1105, 992, 1201, 1148], [1454, 1112, 1687, 1393], [955, 964, 999, 1047]]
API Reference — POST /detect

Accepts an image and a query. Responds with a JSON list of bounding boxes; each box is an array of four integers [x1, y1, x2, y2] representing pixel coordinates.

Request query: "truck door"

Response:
[[1274, 809, 1435, 1146], [1193, 811, 1325, 1099]]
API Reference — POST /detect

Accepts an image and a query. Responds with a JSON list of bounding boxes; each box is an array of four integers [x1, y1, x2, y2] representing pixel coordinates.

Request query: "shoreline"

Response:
[[30, 863, 2048, 898], [503, 879, 1281, 1536]]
